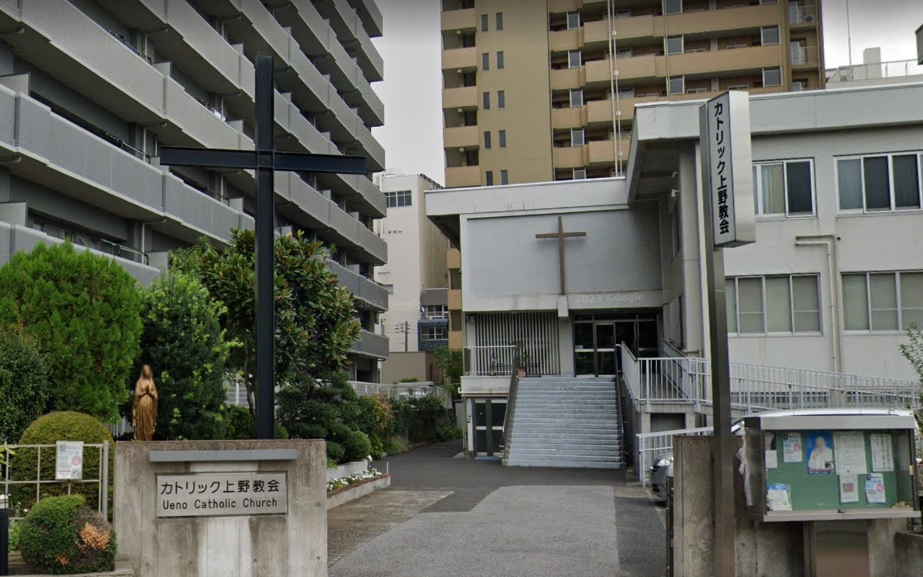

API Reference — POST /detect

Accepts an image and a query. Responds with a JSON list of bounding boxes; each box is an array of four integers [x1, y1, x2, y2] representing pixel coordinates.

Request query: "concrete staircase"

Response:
[[503, 377, 622, 469]]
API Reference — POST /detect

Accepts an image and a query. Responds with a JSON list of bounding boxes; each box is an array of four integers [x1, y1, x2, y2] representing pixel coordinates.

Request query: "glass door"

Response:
[[595, 322, 617, 375], [473, 399, 507, 456]]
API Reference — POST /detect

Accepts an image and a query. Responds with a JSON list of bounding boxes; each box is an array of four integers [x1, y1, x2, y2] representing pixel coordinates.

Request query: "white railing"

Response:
[[828, 59, 923, 84], [637, 427, 713, 486], [621, 343, 708, 410], [349, 381, 436, 400], [788, 3, 817, 25], [464, 345, 517, 377]]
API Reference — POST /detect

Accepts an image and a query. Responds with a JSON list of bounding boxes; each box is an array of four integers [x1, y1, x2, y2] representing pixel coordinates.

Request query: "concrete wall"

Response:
[[896, 532, 923, 577], [115, 440, 327, 577], [381, 351, 434, 384]]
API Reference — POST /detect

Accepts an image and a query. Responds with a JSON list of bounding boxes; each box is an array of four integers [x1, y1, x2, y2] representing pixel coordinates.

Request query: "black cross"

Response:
[[159, 55, 366, 439]]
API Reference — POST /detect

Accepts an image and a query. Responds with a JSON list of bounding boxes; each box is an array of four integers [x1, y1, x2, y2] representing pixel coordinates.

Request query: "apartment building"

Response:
[[0, 0, 389, 383], [440, 0, 825, 347], [374, 173, 450, 383]]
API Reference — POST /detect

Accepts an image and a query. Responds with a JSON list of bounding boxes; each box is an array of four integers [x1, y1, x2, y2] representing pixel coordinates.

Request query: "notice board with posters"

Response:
[[741, 413, 920, 522]]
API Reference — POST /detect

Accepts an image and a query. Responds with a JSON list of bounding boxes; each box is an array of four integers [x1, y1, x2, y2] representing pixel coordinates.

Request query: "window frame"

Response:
[[727, 274, 823, 336], [496, 12, 503, 31], [497, 51, 505, 69], [421, 325, 448, 341], [385, 190, 412, 209], [667, 76, 685, 95], [500, 169, 509, 185], [664, 0, 683, 15], [752, 158, 817, 218], [569, 89, 584, 107], [481, 14, 488, 32], [762, 67, 782, 87], [842, 271, 923, 333], [665, 35, 684, 55], [568, 50, 582, 69], [761, 26, 780, 46], [482, 91, 490, 110], [482, 52, 490, 71], [483, 130, 492, 150], [567, 11, 581, 30], [836, 152, 923, 214], [485, 170, 494, 186], [498, 129, 507, 148], [497, 90, 506, 108], [571, 128, 585, 147], [573, 168, 587, 180]]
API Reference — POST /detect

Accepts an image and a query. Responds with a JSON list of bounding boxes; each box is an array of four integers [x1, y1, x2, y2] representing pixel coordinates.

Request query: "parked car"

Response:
[[648, 408, 919, 502]]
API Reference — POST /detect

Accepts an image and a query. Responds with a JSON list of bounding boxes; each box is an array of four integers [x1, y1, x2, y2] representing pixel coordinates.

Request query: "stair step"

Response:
[[504, 458, 621, 469], [509, 437, 620, 446]]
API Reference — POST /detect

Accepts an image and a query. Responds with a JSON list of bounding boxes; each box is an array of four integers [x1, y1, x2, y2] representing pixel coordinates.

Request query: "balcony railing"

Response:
[[827, 59, 923, 83], [464, 345, 517, 377], [789, 3, 818, 26], [790, 45, 820, 67]]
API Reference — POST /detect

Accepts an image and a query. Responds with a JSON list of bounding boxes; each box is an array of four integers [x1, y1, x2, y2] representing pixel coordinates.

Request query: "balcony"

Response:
[[588, 56, 656, 84], [445, 166, 481, 188], [791, 45, 820, 69], [444, 125, 480, 150], [448, 288, 463, 310], [789, 4, 819, 27], [447, 248, 461, 270], [351, 329, 389, 359], [550, 28, 581, 53], [327, 259, 388, 311], [670, 45, 779, 76], [443, 86, 478, 110], [548, 0, 579, 13], [442, 47, 478, 71], [441, 7, 477, 31], [550, 67, 585, 90], [552, 106, 587, 130], [588, 139, 617, 165], [553, 146, 588, 169]]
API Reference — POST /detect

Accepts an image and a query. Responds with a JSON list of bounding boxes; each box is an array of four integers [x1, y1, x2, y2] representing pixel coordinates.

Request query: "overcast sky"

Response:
[[372, 0, 923, 186]]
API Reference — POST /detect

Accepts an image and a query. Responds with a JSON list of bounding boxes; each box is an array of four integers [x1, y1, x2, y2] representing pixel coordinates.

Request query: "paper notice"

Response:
[[782, 433, 803, 463], [865, 473, 886, 504], [834, 431, 868, 475], [870, 434, 894, 472], [765, 450, 778, 469], [767, 483, 792, 512], [839, 474, 859, 503]]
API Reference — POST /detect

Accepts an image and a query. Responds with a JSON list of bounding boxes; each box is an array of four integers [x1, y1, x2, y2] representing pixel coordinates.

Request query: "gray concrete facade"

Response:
[[0, 0, 388, 377], [115, 440, 328, 577]]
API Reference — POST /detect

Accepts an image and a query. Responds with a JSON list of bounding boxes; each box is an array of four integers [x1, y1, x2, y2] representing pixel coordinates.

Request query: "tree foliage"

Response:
[[172, 230, 361, 412], [900, 323, 923, 383], [432, 346, 463, 398], [0, 328, 52, 442], [0, 243, 143, 421], [131, 273, 234, 440]]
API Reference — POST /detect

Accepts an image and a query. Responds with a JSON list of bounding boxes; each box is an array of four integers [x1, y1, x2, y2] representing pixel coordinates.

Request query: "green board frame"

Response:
[[765, 430, 912, 511]]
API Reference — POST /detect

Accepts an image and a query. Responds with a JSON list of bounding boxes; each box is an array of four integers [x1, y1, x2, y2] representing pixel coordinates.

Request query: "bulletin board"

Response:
[[762, 430, 912, 512]]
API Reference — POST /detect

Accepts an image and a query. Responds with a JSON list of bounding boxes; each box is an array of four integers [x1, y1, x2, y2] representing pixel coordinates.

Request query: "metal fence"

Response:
[[463, 345, 517, 377], [349, 381, 435, 399], [636, 427, 713, 486], [1, 443, 110, 520]]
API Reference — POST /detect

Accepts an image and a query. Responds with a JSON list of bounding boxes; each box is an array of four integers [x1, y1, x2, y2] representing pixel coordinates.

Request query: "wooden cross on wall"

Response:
[[535, 215, 587, 295], [159, 55, 366, 439]]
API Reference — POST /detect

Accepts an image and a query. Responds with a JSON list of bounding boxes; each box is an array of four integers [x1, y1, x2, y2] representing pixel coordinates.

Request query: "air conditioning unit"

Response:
[[804, 14, 816, 23], [792, 81, 806, 92]]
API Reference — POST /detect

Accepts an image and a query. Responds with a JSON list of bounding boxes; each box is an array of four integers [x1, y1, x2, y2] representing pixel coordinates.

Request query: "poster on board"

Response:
[[806, 431, 835, 474], [782, 433, 803, 463], [870, 433, 894, 472], [834, 431, 868, 475]]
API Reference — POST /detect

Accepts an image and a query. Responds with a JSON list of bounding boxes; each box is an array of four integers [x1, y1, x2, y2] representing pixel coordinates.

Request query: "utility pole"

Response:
[[394, 321, 410, 352]]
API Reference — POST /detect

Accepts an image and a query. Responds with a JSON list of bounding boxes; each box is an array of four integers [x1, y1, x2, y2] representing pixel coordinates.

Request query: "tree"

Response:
[[172, 229, 361, 414], [0, 243, 143, 421], [432, 346, 463, 398], [0, 328, 52, 442], [900, 323, 923, 427], [132, 273, 234, 440]]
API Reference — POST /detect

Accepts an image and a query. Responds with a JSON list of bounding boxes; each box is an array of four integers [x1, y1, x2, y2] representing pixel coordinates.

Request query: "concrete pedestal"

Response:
[[115, 440, 327, 577]]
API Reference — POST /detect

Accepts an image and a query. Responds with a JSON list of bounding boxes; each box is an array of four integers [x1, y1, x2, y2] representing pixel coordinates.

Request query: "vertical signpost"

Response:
[[700, 90, 755, 577]]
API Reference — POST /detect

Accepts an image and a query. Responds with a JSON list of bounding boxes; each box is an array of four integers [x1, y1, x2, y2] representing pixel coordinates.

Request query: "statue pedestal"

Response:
[[115, 440, 327, 577]]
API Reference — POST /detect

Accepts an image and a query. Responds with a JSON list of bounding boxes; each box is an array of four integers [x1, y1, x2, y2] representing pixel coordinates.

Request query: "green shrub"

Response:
[[435, 424, 463, 442], [328, 423, 352, 444], [274, 422, 289, 440], [8, 519, 21, 553], [0, 242, 143, 421], [0, 328, 52, 442], [382, 436, 410, 455], [224, 405, 289, 440], [369, 434, 383, 460], [326, 441, 345, 463], [13, 412, 114, 513], [18, 494, 116, 574], [342, 430, 372, 463]]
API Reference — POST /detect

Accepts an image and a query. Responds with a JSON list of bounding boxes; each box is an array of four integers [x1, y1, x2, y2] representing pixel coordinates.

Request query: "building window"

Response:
[[421, 325, 448, 341], [571, 129, 585, 147], [423, 305, 449, 320], [501, 169, 509, 185], [843, 272, 923, 331], [385, 190, 412, 208], [567, 12, 581, 29], [486, 171, 494, 186], [497, 51, 505, 69], [761, 26, 780, 45], [666, 35, 684, 55], [568, 50, 582, 69], [484, 131, 492, 149], [496, 12, 503, 31], [483, 91, 490, 109], [570, 89, 584, 107], [482, 52, 489, 70], [498, 90, 506, 108], [499, 130, 507, 148], [752, 160, 815, 216], [726, 275, 821, 334], [837, 153, 923, 212], [573, 169, 587, 180], [481, 14, 488, 32], [762, 67, 782, 87], [667, 76, 685, 95], [664, 0, 682, 15]]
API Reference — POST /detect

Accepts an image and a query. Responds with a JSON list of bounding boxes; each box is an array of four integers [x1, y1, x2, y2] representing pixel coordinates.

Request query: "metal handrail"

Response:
[[500, 355, 521, 459]]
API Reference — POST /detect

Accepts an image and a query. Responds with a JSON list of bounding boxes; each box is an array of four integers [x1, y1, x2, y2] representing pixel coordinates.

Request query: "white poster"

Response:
[[782, 433, 803, 463], [870, 433, 894, 472], [834, 431, 868, 475], [767, 483, 792, 512], [765, 450, 778, 469], [839, 474, 859, 503], [865, 473, 886, 504], [55, 441, 84, 480]]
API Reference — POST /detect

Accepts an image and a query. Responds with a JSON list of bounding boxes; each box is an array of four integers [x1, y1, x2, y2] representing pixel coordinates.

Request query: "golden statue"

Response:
[[132, 365, 158, 441]]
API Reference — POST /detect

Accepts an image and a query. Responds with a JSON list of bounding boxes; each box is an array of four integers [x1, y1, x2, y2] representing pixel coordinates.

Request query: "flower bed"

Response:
[[326, 468, 384, 493], [325, 468, 390, 511]]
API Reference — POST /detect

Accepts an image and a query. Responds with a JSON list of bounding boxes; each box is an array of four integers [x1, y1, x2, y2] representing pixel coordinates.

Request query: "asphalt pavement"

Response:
[[327, 441, 666, 577]]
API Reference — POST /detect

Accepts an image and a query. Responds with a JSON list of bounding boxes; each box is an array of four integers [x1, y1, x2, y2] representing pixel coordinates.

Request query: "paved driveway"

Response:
[[328, 441, 666, 577]]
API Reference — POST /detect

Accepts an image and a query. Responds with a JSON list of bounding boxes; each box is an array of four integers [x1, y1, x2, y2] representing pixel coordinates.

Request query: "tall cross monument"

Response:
[[160, 55, 367, 439]]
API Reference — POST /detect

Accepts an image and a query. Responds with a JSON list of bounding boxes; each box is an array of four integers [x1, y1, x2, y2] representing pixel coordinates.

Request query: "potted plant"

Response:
[[516, 343, 529, 378]]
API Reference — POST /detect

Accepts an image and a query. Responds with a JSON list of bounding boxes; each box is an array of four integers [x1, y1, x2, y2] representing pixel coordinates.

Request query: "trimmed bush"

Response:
[[436, 424, 463, 442], [0, 328, 52, 442], [18, 494, 116, 574], [13, 412, 114, 513], [224, 405, 288, 440], [326, 441, 345, 463], [342, 430, 372, 463], [382, 436, 410, 456]]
